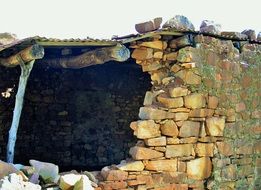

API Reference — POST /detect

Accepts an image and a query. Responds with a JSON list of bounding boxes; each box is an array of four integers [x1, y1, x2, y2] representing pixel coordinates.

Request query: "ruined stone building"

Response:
[[0, 16, 260, 189]]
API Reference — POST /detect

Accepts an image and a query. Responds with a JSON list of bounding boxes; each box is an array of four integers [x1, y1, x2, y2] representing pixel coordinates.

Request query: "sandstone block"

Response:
[[176, 47, 197, 63], [206, 117, 225, 136], [195, 143, 214, 157], [175, 70, 202, 85], [179, 121, 200, 137], [142, 61, 163, 72], [145, 136, 167, 146], [184, 93, 206, 109], [188, 108, 214, 118], [129, 146, 164, 160], [216, 142, 233, 156], [139, 107, 175, 120], [100, 181, 127, 190], [161, 120, 179, 137], [131, 120, 161, 139], [101, 166, 128, 181], [187, 157, 212, 180], [117, 160, 144, 171], [169, 35, 192, 49], [135, 17, 162, 33], [166, 52, 178, 61], [208, 96, 219, 109], [140, 41, 164, 50], [144, 159, 177, 171], [154, 51, 163, 59], [143, 91, 154, 106], [166, 144, 194, 158], [132, 48, 153, 60], [174, 112, 189, 121], [221, 164, 237, 180], [157, 96, 184, 108], [169, 87, 189, 98]]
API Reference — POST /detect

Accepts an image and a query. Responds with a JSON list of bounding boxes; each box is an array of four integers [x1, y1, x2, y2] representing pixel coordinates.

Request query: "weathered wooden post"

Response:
[[0, 44, 44, 163]]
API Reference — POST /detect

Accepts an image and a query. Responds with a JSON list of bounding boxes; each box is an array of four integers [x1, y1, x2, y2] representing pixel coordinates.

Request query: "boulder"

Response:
[[60, 174, 82, 190], [200, 20, 221, 35], [0, 160, 18, 180], [73, 175, 93, 190], [59, 174, 93, 190], [135, 17, 162, 33], [0, 173, 41, 190], [163, 15, 195, 31], [241, 29, 256, 41], [29, 160, 59, 183]]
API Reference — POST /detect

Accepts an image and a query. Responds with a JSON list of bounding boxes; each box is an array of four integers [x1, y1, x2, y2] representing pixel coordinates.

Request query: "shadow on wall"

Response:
[[0, 60, 151, 171]]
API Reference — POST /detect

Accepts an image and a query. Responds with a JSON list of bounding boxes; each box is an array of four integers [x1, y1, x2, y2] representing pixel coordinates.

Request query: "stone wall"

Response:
[[0, 61, 151, 170], [97, 35, 261, 190]]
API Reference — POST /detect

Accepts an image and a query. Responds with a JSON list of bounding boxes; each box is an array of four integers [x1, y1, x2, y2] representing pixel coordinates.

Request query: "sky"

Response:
[[1, 0, 260, 39]]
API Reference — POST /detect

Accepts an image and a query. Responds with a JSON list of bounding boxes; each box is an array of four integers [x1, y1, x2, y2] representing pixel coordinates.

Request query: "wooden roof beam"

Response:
[[40, 43, 130, 69], [0, 44, 44, 67]]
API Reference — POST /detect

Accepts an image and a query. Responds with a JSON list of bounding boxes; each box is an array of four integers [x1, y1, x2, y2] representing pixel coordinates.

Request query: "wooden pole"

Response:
[[6, 60, 35, 163]]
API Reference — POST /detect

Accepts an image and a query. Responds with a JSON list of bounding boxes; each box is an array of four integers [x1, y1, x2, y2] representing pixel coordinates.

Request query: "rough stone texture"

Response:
[[163, 15, 195, 31], [0, 173, 41, 190], [131, 120, 161, 139], [241, 29, 256, 41], [139, 107, 175, 120], [160, 120, 179, 137], [195, 143, 214, 157], [117, 160, 144, 171], [206, 117, 225, 136], [200, 20, 221, 35], [184, 93, 206, 109], [135, 17, 162, 33], [0, 161, 18, 179], [165, 144, 194, 158], [179, 121, 200, 137], [144, 159, 177, 171], [144, 136, 166, 146], [157, 96, 184, 108], [129, 146, 164, 160], [187, 157, 212, 180], [169, 87, 188, 98]]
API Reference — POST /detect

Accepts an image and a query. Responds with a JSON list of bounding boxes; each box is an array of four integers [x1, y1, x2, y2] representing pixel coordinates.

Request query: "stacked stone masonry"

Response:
[[96, 34, 261, 190]]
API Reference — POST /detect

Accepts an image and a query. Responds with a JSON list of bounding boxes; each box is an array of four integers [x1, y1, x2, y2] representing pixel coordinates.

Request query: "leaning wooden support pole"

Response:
[[6, 60, 35, 163], [42, 43, 130, 69]]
